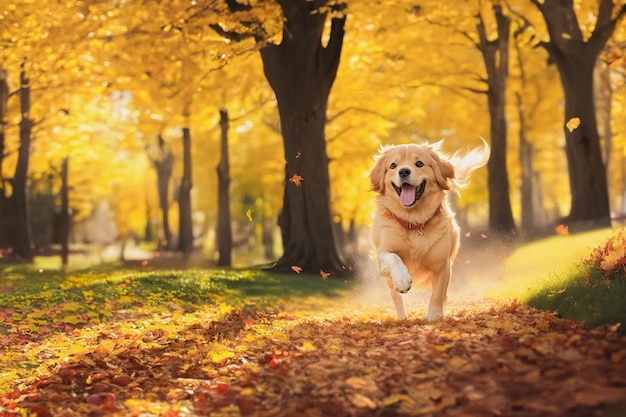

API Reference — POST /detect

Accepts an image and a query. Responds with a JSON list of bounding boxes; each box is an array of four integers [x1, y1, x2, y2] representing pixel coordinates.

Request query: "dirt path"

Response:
[[2, 296, 625, 417]]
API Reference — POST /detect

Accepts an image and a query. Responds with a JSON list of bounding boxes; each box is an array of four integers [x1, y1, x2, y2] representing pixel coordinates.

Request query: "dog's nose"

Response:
[[399, 168, 411, 179]]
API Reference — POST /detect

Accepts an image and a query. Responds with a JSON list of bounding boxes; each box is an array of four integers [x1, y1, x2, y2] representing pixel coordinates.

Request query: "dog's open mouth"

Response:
[[392, 180, 426, 207]]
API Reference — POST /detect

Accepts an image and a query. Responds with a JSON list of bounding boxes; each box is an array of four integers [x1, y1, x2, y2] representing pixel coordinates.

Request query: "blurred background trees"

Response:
[[0, 0, 625, 272]]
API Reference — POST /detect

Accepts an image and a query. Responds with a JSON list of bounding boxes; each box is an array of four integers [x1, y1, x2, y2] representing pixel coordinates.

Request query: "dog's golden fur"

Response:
[[369, 139, 490, 321]]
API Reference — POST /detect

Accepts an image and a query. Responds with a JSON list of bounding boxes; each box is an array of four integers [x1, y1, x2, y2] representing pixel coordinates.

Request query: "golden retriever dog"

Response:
[[369, 139, 490, 321]]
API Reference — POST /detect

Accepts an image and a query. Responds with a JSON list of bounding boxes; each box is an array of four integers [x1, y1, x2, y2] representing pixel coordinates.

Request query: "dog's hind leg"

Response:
[[427, 267, 450, 322]]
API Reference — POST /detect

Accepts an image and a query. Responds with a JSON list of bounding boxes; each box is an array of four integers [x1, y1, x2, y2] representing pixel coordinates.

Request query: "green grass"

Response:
[[487, 228, 615, 299], [525, 264, 626, 333], [0, 266, 351, 339], [486, 227, 625, 333]]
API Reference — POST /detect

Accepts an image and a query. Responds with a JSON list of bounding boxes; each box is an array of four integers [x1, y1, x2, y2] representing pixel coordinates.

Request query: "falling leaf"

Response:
[[296, 151, 302, 159], [555, 224, 569, 236], [465, 232, 471, 238], [246, 209, 253, 222], [566, 117, 580, 132], [481, 234, 488, 239], [289, 174, 304, 186], [291, 265, 302, 273], [561, 32, 572, 39], [320, 270, 331, 280]]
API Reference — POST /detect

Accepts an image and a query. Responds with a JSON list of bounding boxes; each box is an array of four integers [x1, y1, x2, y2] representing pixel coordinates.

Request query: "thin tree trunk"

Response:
[[477, 5, 517, 236], [177, 126, 193, 254], [216, 108, 232, 267], [260, 0, 347, 275], [518, 114, 534, 236], [12, 62, 33, 261], [153, 134, 173, 248], [60, 157, 70, 266]]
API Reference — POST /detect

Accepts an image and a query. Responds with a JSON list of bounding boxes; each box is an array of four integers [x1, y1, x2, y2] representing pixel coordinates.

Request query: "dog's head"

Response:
[[369, 143, 455, 208]]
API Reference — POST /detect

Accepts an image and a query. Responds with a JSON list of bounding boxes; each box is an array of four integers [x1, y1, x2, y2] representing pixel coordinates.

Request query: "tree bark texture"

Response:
[[477, 5, 517, 236], [177, 127, 193, 254], [12, 63, 34, 261], [534, 0, 625, 227], [152, 134, 173, 248], [216, 109, 232, 267], [260, 0, 347, 275]]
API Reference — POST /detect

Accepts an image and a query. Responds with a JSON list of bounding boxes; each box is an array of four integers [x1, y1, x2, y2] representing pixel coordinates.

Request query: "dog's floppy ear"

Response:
[[369, 147, 389, 193], [429, 149, 455, 190]]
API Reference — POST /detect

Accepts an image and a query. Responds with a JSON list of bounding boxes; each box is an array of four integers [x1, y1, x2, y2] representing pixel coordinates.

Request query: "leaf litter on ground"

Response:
[[0, 269, 625, 417]]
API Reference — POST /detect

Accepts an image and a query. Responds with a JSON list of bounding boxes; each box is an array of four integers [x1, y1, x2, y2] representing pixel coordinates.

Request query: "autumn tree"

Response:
[[150, 135, 174, 249], [216, 108, 233, 266], [12, 61, 34, 261], [532, 0, 626, 228], [475, 3, 516, 235], [259, 0, 347, 274]]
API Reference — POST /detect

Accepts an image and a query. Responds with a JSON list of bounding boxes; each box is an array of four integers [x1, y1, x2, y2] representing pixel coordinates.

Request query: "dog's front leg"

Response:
[[427, 266, 451, 322], [377, 251, 413, 294], [385, 279, 407, 319]]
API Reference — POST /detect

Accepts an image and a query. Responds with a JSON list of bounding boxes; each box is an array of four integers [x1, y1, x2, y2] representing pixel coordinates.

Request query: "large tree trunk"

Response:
[[260, 0, 347, 275], [533, 0, 624, 228], [477, 5, 517, 236], [153, 134, 173, 248], [216, 109, 232, 267], [177, 127, 193, 254], [12, 63, 33, 261]]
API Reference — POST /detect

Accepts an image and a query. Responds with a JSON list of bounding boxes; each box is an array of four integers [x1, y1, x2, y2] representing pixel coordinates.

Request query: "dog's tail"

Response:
[[449, 137, 490, 192]]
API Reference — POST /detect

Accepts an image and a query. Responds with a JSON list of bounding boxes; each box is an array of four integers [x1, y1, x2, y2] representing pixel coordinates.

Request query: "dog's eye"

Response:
[[390, 162, 397, 169], [415, 161, 424, 168]]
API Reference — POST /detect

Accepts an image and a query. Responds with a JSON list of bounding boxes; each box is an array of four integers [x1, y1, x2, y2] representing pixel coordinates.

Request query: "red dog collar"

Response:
[[383, 205, 442, 235]]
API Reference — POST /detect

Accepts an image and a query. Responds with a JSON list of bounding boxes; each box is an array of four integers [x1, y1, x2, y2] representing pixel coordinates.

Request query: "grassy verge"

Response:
[[487, 227, 625, 334], [0, 267, 350, 342], [525, 263, 626, 333]]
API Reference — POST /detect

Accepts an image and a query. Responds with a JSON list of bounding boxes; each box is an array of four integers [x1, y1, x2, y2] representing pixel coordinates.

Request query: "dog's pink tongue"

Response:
[[400, 185, 416, 206]]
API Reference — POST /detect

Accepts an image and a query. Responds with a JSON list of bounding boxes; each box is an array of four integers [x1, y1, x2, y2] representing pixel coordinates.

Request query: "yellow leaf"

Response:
[[301, 341, 316, 351], [246, 209, 253, 222], [566, 117, 580, 132], [118, 295, 133, 304], [351, 394, 377, 409], [561, 32, 572, 39]]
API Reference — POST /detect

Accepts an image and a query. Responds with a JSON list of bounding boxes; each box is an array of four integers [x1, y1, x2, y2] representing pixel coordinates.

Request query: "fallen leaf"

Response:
[[320, 270, 331, 280]]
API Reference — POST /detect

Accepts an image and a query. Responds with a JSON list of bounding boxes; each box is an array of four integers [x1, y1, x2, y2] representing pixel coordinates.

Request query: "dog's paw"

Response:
[[391, 268, 412, 293], [426, 308, 445, 322]]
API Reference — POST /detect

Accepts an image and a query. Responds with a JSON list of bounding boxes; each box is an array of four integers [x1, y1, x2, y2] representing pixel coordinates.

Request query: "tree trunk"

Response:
[[533, 0, 623, 228], [0, 67, 7, 200], [153, 134, 173, 248], [216, 108, 232, 267], [558, 56, 610, 226], [477, 5, 517, 236], [177, 127, 193, 254], [260, 0, 347, 275], [516, 92, 535, 236], [12, 62, 33, 261], [60, 157, 70, 266]]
